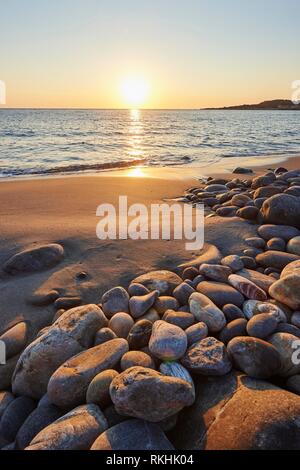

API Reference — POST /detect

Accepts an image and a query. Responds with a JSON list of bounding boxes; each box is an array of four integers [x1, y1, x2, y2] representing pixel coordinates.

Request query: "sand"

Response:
[[0, 153, 298, 339]]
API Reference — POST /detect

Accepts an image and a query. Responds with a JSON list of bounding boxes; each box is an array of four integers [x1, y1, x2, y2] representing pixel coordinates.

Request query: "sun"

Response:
[[120, 77, 150, 108]]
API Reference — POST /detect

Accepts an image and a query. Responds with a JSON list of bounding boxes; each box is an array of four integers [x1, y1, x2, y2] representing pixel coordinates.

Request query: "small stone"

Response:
[[189, 292, 226, 332], [128, 283, 149, 296], [110, 367, 195, 422], [222, 304, 245, 321], [236, 268, 274, 292], [149, 321, 187, 361], [258, 224, 300, 241], [219, 319, 248, 344], [185, 322, 208, 346], [182, 267, 199, 280], [232, 167, 253, 174], [173, 283, 195, 305], [108, 313, 134, 338], [86, 370, 119, 407], [131, 270, 182, 295], [281, 259, 300, 277], [254, 197, 267, 209], [256, 251, 300, 270], [26, 405, 107, 450], [269, 274, 300, 310], [246, 313, 279, 339], [54, 297, 82, 310], [91, 419, 174, 451], [101, 287, 130, 318], [291, 312, 300, 329], [287, 237, 300, 256], [0, 322, 29, 359], [267, 238, 286, 252], [243, 248, 262, 258], [252, 174, 276, 190], [221, 255, 244, 272], [162, 309, 195, 330], [227, 336, 281, 379], [204, 184, 228, 193], [139, 308, 160, 323], [237, 206, 259, 220], [240, 256, 257, 269], [181, 337, 232, 376], [3, 243, 64, 275], [127, 319, 153, 350], [269, 332, 300, 377], [228, 274, 267, 301], [120, 351, 155, 371], [216, 206, 238, 217], [0, 355, 19, 389], [199, 263, 231, 282], [154, 296, 179, 314], [260, 194, 300, 229], [0, 397, 36, 442], [94, 327, 117, 346], [129, 291, 159, 319], [159, 362, 194, 387], [231, 194, 252, 207], [0, 391, 15, 421], [196, 281, 244, 307]]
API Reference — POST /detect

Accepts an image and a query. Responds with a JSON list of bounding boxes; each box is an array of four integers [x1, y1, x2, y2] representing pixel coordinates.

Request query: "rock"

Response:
[[221, 255, 244, 272], [0, 322, 29, 359], [0, 355, 19, 389], [128, 283, 149, 296], [231, 194, 252, 207], [254, 186, 282, 199], [269, 333, 300, 377], [181, 337, 232, 376], [281, 259, 300, 277], [182, 267, 199, 280], [101, 287, 129, 318], [127, 320, 152, 350], [0, 391, 14, 421], [129, 290, 159, 319], [173, 283, 195, 305], [291, 312, 300, 328], [275, 167, 288, 175], [154, 296, 179, 314], [47, 339, 129, 409], [243, 248, 262, 258], [199, 263, 231, 282], [261, 194, 300, 229], [149, 321, 187, 361], [228, 274, 267, 301], [185, 322, 208, 346], [269, 274, 300, 310], [204, 184, 228, 193], [162, 310, 195, 330], [196, 281, 244, 308], [256, 251, 300, 270], [91, 419, 174, 450], [232, 167, 253, 174], [258, 224, 300, 241], [254, 197, 267, 209], [219, 319, 248, 344], [192, 274, 205, 287], [246, 313, 279, 339], [227, 337, 281, 379], [252, 174, 276, 190], [286, 375, 300, 395], [171, 372, 300, 450], [94, 327, 117, 346], [86, 370, 119, 407], [245, 237, 266, 249], [216, 206, 238, 217], [189, 292, 226, 332], [12, 304, 106, 399], [285, 186, 300, 197], [54, 296, 82, 310], [277, 321, 300, 337], [28, 289, 59, 306], [0, 397, 36, 442], [139, 308, 160, 323], [222, 304, 245, 321], [110, 366, 195, 422], [254, 302, 287, 323], [131, 270, 182, 295], [52, 309, 66, 323], [26, 404, 107, 450], [267, 237, 286, 251], [2, 243, 64, 275], [159, 362, 194, 386], [237, 206, 259, 220], [108, 313, 134, 338], [16, 404, 64, 450], [236, 268, 274, 292], [103, 405, 128, 428], [287, 237, 300, 256], [121, 351, 155, 371]]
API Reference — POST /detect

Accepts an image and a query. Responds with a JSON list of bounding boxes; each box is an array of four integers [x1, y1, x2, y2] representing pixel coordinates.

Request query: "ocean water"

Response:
[[0, 108, 299, 178]]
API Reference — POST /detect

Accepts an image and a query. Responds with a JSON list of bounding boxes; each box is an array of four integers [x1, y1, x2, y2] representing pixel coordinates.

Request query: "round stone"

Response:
[[127, 319, 153, 350], [162, 310, 195, 330], [269, 332, 300, 377], [101, 287, 129, 318], [149, 321, 187, 361], [181, 337, 232, 376], [120, 351, 155, 371], [196, 281, 244, 308], [173, 283, 195, 305], [94, 328, 117, 346], [185, 322, 208, 346], [86, 369, 119, 407], [287, 237, 300, 256], [189, 292, 226, 332], [199, 264, 231, 282], [219, 319, 248, 344], [154, 296, 180, 314], [108, 313, 134, 339], [246, 313, 279, 339], [223, 304, 245, 321], [269, 274, 300, 310], [228, 274, 267, 301], [267, 238, 286, 252], [221, 255, 244, 272]]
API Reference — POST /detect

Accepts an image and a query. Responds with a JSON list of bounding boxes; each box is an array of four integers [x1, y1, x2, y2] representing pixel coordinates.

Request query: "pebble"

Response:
[[54, 297, 82, 310], [235, 268, 274, 292], [189, 292, 226, 332], [101, 287, 130, 318], [196, 281, 244, 308], [269, 332, 300, 377], [261, 194, 300, 229], [199, 263, 231, 282], [108, 313, 134, 338], [154, 296, 179, 314], [173, 283, 195, 305], [139, 308, 160, 323], [228, 274, 267, 301], [185, 322, 208, 346], [281, 259, 300, 277], [3, 243, 64, 275], [267, 237, 286, 252], [204, 184, 228, 193], [256, 251, 300, 270], [128, 283, 149, 296], [120, 351, 155, 371], [240, 256, 256, 269], [131, 270, 182, 295], [94, 327, 117, 346], [291, 312, 300, 329], [243, 248, 262, 258], [269, 274, 300, 310], [251, 174, 275, 189], [287, 237, 300, 256], [47, 338, 129, 409], [258, 224, 300, 241], [246, 313, 279, 339], [222, 304, 245, 321], [127, 319, 153, 350], [227, 336, 281, 379], [182, 267, 199, 280], [0, 391, 15, 421], [162, 309, 195, 330], [86, 370, 119, 408], [231, 194, 252, 207], [129, 290, 159, 319], [219, 319, 248, 344], [109, 366, 195, 422], [149, 321, 187, 361], [254, 186, 281, 199], [0, 397, 36, 443], [0, 322, 28, 359], [236, 206, 259, 220], [181, 337, 232, 376], [221, 255, 244, 272], [216, 206, 238, 217]]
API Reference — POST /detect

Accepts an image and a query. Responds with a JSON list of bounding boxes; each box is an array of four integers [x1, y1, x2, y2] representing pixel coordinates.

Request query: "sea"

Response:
[[0, 108, 299, 178]]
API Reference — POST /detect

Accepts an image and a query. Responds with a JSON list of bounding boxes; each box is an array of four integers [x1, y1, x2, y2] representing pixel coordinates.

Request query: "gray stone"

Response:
[[0, 397, 36, 442], [261, 194, 300, 229], [101, 287, 129, 317], [173, 283, 195, 305], [196, 281, 244, 308], [86, 370, 119, 407], [120, 351, 155, 371], [189, 292, 226, 332], [185, 322, 208, 346], [162, 309, 195, 330], [108, 313, 134, 338], [131, 270, 182, 295], [2, 243, 64, 275], [181, 337, 232, 376], [129, 290, 159, 319], [0, 322, 29, 359], [221, 255, 244, 272], [246, 313, 279, 339], [219, 319, 248, 344], [149, 321, 187, 361], [256, 251, 300, 270], [127, 319, 153, 350], [258, 224, 300, 241], [269, 333, 300, 377]]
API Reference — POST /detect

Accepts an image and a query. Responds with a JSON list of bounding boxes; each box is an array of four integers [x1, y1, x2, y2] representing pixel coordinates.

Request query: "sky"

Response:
[[0, 0, 300, 108]]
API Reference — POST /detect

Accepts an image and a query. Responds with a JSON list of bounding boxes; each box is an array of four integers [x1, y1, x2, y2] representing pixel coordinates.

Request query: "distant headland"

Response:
[[205, 99, 300, 110]]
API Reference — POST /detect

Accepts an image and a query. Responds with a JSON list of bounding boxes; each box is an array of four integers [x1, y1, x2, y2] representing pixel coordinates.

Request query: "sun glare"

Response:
[[120, 77, 150, 108]]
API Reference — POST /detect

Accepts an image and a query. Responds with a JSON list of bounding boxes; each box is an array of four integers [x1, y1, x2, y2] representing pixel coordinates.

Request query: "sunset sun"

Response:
[[120, 77, 150, 108]]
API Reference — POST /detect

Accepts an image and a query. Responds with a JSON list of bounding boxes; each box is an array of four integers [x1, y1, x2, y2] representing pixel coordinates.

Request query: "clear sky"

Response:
[[1, 0, 300, 108]]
